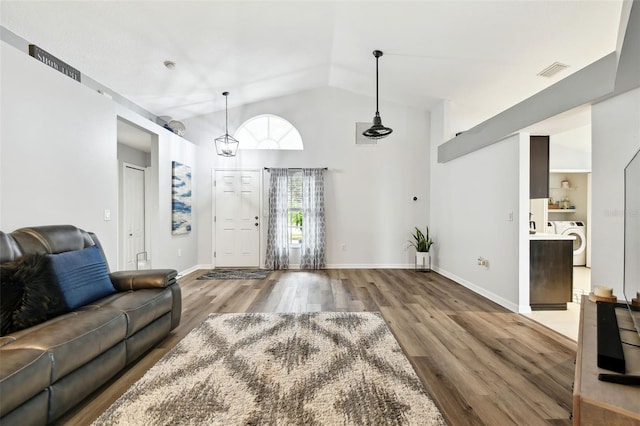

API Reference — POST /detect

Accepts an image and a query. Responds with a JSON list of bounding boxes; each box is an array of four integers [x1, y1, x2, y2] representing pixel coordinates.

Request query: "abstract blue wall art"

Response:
[[171, 161, 192, 234]]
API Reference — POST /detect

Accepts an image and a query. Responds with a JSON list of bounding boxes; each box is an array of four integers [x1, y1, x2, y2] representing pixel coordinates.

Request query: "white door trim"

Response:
[[212, 168, 263, 268], [144, 166, 152, 265]]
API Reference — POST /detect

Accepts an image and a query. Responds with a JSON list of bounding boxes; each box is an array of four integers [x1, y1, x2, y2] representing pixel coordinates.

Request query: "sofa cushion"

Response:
[[0, 389, 49, 426], [48, 245, 115, 310], [2, 309, 127, 382], [0, 231, 20, 263], [48, 341, 126, 422], [11, 225, 90, 255], [1, 254, 68, 336], [82, 289, 173, 337], [0, 347, 51, 416]]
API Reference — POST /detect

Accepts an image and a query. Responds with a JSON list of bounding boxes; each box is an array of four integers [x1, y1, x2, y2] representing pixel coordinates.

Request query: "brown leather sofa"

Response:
[[0, 225, 182, 425]]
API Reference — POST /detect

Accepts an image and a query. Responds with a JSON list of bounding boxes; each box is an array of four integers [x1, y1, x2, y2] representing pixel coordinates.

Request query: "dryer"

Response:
[[553, 221, 587, 266]]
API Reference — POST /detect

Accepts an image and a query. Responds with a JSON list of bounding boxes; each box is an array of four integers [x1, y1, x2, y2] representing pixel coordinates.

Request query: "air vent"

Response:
[[356, 122, 377, 145], [537, 62, 569, 78]]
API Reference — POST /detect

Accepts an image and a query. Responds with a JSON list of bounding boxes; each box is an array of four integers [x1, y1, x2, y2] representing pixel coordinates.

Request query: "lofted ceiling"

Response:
[[1, 1, 624, 128]]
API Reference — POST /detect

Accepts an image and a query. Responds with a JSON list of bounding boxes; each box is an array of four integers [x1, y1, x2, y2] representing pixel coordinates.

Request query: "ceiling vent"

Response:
[[537, 62, 569, 78]]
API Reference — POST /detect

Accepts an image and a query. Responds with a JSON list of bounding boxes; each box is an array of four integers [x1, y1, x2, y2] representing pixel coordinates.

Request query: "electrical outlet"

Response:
[[477, 257, 489, 268], [178, 248, 182, 257], [341, 244, 347, 251], [507, 211, 514, 221]]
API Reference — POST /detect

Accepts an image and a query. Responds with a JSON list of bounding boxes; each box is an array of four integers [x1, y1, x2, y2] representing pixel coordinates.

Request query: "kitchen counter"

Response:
[[529, 232, 576, 241]]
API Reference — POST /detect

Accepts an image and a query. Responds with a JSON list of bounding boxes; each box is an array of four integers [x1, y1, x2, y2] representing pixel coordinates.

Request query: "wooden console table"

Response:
[[573, 296, 640, 425]]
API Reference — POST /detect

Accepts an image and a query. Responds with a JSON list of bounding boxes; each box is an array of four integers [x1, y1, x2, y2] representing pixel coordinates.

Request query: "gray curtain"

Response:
[[300, 168, 326, 269], [265, 168, 289, 269]]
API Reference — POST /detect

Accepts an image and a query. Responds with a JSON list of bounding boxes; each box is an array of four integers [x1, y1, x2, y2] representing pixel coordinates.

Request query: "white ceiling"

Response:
[[1, 1, 624, 129]]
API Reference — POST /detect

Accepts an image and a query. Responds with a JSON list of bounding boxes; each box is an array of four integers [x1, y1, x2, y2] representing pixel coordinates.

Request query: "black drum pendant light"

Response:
[[215, 91, 239, 157], [363, 50, 393, 139]]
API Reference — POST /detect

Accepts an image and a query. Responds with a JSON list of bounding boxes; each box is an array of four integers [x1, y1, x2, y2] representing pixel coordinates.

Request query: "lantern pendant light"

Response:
[[363, 50, 393, 139], [215, 91, 239, 157]]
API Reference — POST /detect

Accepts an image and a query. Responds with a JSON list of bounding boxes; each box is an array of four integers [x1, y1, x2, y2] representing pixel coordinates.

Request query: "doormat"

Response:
[[197, 269, 271, 280]]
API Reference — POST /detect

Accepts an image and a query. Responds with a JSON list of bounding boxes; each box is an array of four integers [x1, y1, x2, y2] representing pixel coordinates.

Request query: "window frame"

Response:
[[234, 114, 303, 150]]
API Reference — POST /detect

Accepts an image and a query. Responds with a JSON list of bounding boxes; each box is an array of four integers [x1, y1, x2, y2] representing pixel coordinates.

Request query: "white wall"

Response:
[[591, 87, 640, 296], [549, 125, 591, 171], [1, 41, 118, 266], [1, 41, 199, 274], [117, 143, 150, 167], [430, 101, 530, 312], [183, 87, 430, 268], [156, 132, 197, 272], [115, 105, 199, 274]]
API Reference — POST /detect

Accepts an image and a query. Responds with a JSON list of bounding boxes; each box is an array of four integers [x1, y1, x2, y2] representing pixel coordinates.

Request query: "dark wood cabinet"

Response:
[[530, 135, 550, 199], [530, 239, 573, 310]]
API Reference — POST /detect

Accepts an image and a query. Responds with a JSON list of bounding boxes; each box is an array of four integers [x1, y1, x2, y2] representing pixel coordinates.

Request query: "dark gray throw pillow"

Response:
[[0, 254, 68, 336]]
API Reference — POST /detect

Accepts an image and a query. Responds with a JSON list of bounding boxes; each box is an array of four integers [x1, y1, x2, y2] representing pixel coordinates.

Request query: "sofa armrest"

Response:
[[110, 269, 178, 291]]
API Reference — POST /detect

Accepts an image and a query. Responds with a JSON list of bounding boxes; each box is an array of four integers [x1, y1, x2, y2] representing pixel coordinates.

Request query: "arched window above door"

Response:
[[235, 114, 303, 150]]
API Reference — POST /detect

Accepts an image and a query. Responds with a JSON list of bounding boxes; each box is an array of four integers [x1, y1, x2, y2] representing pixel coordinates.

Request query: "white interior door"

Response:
[[122, 164, 146, 270], [215, 170, 261, 267]]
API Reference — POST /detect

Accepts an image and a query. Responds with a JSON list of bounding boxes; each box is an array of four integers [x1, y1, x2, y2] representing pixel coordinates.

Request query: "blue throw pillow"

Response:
[[48, 245, 116, 310]]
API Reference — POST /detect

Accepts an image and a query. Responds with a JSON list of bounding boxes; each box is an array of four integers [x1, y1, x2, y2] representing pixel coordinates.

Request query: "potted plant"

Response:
[[409, 226, 433, 272]]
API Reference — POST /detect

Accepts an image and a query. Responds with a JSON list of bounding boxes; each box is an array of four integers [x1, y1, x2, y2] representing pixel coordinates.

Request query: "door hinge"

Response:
[[214, 216, 216, 222], [214, 180, 216, 187], [214, 251, 216, 258]]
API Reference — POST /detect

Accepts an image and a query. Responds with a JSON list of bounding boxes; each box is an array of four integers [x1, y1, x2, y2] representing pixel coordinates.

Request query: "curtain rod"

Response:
[[264, 167, 328, 171]]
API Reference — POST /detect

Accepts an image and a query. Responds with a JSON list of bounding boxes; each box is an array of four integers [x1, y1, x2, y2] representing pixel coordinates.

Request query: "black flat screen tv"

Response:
[[623, 147, 640, 335]]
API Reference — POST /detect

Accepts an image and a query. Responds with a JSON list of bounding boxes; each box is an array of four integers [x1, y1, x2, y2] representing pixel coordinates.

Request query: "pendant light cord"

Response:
[[375, 56, 379, 115], [225, 94, 229, 135]]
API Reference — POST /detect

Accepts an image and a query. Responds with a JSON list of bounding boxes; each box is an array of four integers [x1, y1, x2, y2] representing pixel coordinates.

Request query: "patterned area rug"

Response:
[[93, 312, 445, 425], [197, 269, 271, 280]]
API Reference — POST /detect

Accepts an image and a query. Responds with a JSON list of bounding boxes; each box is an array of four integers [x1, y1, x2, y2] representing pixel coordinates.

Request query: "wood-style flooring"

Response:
[[59, 269, 577, 425]]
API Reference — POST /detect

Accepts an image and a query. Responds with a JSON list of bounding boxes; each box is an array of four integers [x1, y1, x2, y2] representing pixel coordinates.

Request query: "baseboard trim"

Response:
[[433, 266, 522, 313], [178, 264, 214, 278], [325, 264, 414, 269]]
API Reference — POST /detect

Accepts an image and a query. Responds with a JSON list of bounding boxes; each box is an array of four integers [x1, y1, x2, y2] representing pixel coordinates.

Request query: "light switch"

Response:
[[507, 211, 514, 221], [104, 209, 111, 221]]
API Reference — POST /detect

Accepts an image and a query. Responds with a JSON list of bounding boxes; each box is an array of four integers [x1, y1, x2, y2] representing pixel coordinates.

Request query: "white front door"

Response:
[[215, 170, 261, 267], [122, 164, 146, 270]]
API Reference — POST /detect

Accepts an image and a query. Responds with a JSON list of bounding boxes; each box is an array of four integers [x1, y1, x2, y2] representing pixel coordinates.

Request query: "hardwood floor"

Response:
[[59, 269, 576, 425]]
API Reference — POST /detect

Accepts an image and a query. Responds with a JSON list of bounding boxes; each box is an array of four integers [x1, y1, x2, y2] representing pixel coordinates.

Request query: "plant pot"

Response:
[[415, 251, 431, 272]]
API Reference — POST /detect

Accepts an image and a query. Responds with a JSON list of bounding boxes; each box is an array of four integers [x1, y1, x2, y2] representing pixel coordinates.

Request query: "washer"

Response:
[[553, 221, 587, 266]]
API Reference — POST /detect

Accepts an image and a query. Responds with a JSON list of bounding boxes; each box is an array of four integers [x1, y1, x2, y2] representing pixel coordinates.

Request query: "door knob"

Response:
[[255, 216, 259, 220], [255, 223, 259, 226]]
